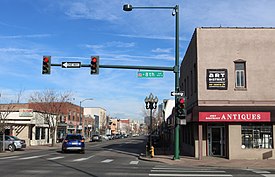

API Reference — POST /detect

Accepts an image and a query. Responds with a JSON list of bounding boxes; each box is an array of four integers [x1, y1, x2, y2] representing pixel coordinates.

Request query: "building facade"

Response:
[[84, 107, 106, 135], [180, 27, 275, 160]]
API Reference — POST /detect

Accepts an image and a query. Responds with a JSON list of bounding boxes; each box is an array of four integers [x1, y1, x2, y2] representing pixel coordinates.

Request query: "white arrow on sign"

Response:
[[62, 62, 81, 68], [171, 91, 185, 96]]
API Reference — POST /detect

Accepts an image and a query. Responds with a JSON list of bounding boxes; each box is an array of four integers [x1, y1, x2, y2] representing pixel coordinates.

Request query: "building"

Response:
[[180, 27, 275, 160], [0, 103, 55, 146], [0, 102, 83, 146], [84, 107, 106, 135]]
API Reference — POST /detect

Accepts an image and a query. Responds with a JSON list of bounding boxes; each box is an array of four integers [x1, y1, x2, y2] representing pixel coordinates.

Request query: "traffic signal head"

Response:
[[42, 56, 51, 74], [177, 96, 186, 118], [90, 56, 99, 74]]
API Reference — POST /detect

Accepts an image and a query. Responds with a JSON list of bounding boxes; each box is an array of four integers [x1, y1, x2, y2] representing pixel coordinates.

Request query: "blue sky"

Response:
[[0, 0, 275, 121]]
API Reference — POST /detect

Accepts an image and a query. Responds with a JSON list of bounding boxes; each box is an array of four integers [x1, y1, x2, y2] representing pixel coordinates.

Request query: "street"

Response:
[[1, 136, 275, 177]]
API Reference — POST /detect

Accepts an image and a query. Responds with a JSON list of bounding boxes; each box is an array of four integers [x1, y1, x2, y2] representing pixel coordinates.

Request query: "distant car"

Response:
[[61, 134, 85, 154], [132, 133, 140, 137], [90, 135, 101, 142], [0, 135, 26, 151], [106, 134, 114, 140]]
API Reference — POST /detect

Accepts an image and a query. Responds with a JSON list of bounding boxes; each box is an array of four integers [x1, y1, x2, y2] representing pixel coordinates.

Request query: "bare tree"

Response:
[[29, 89, 72, 146], [0, 101, 15, 152], [100, 115, 107, 135]]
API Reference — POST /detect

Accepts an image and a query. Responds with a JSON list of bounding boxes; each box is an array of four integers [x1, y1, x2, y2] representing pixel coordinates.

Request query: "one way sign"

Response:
[[62, 62, 81, 68]]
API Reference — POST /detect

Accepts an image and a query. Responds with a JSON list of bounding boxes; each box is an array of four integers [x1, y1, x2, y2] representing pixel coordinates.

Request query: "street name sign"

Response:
[[138, 71, 164, 78], [62, 62, 81, 68]]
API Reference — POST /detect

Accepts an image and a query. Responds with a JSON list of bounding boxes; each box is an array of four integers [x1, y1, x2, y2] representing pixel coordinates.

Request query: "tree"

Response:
[[0, 98, 15, 152], [29, 89, 72, 146]]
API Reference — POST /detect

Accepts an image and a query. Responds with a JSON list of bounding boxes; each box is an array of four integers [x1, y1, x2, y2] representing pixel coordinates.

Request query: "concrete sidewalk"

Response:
[[139, 153, 275, 169]]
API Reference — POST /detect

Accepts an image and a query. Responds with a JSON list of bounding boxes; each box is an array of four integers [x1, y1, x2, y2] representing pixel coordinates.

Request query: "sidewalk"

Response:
[[139, 150, 275, 169]]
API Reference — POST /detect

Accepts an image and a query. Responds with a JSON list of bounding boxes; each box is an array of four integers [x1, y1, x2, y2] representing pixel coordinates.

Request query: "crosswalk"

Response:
[[246, 169, 275, 177], [0, 154, 139, 165], [149, 167, 232, 177]]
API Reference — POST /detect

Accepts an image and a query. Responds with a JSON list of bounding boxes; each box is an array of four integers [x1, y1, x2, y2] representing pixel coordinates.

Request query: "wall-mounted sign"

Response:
[[207, 69, 228, 90], [199, 112, 271, 122], [19, 109, 33, 117]]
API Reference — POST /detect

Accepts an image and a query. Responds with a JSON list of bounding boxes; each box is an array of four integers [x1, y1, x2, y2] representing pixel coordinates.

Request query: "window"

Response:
[[234, 61, 246, 88], [242, 124, 273, 149], [35, 127, 40, 140]]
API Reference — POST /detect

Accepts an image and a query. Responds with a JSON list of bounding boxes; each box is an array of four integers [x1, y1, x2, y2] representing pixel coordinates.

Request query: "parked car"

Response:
[[101, 135, 109, 141], [106, 134, 114, 140], [61, 134, 85, 154], [90, 134, 101, 142], [0, 135, 26, 151]]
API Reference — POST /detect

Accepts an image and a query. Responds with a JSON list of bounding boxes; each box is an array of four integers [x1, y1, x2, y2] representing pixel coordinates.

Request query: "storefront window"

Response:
[[242, 124, 273, 149]]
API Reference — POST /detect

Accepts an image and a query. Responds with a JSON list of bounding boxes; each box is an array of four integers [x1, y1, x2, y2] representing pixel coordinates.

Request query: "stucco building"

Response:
[[180, 27, 275, 160]]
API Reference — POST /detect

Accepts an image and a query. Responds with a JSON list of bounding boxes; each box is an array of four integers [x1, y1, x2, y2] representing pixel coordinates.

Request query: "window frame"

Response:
[[234, 59, 247, 89]]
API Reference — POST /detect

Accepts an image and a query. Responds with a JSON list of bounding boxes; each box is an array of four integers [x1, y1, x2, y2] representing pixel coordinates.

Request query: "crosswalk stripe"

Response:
[[129, 160, 139, 165], [151, 170, 226, 173], [19, 155, 46, 160], [262, 175, 275, 177], [101, 159, 113, 163], [149, 174, 232, 177], [47, 156, 64, 160], [73, 155, 94, 162]]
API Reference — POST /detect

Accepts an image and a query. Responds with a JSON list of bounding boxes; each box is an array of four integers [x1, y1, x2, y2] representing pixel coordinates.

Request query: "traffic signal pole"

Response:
[[174, 5, 180, 160]]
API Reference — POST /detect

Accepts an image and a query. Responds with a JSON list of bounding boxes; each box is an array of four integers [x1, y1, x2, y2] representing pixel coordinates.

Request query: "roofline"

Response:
[[198, 27, 275, 29]]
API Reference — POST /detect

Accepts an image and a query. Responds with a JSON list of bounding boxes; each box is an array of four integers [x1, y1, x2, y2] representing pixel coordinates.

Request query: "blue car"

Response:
[[61, 134, 85, 154]]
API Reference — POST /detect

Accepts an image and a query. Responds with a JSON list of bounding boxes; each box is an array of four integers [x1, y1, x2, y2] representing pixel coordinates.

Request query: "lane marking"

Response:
[[129, 160, 139, 165], [101, 159, 113, 163], [47, 156, 65, 160], [0, 156, 20, 160]]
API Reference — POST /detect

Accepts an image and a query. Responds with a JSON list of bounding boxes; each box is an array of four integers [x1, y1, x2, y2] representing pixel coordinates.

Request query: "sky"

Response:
[[0, 0, 275, 121]]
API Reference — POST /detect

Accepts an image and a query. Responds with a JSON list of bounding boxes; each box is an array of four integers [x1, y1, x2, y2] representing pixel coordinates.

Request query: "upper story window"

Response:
[[234, 60, 246, 89]]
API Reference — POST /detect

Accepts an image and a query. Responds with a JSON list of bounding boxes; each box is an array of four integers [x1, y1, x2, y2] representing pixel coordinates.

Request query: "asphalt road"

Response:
[[0, 136, 275, 177]]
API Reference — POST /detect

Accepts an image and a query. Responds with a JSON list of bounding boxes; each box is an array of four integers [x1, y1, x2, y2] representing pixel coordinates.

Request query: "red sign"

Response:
[[199, 112, 271, 122]]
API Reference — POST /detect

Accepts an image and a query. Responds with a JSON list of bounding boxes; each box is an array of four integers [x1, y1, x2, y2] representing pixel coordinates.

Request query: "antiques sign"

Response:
[[207, 69, 228, 90], [199, 112, 271, 122]]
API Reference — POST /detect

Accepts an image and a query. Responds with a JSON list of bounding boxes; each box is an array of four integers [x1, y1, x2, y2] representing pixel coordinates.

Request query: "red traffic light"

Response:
[[92, 57, 97, 63], [43, 57, 49, 63], [179, 98, 185, 104]]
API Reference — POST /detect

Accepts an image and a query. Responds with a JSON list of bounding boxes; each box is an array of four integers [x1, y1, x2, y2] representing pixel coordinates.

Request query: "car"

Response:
[[90, 134, 101, 142], [0, 135, 26, 151], [61, 134, 85, 154]]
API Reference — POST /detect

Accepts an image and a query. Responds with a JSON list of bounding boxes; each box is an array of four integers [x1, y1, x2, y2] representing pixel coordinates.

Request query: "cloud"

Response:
[[152, 48, 172, 53], [62, 1, 120, 21], [0, 34, 52, 39]]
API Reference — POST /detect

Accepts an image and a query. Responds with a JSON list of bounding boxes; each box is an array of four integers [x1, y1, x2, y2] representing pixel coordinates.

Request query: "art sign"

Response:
[[207, 69, 228, 90]]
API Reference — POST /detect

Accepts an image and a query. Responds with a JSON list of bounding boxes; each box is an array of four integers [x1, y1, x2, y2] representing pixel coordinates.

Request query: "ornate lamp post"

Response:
[[80, 98, 93, 136], [145, 93, 158, 155]]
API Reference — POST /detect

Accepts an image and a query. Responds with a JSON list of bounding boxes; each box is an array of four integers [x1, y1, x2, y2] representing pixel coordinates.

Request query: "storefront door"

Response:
[[208, 126, 225, 157]]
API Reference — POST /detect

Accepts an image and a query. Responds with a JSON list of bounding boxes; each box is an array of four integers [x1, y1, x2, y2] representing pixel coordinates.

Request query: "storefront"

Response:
[[183, 107, 275, 160]]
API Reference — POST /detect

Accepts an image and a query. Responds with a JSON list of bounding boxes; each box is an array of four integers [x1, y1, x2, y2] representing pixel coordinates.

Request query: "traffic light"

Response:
[[176, 96, 186, 118], [42, 56, 51, 74], [90, 56, 99, 74]]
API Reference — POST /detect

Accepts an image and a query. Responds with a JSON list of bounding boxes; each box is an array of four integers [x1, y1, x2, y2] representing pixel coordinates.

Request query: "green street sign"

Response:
[[138, 71, 164, 78]]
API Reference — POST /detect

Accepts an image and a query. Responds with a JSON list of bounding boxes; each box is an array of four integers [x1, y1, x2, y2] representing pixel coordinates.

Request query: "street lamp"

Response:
[[79, 98, 93, 136], [123, 4, 181, 159], [145, 93, 158, 157]]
